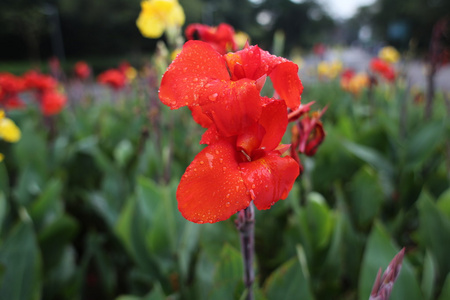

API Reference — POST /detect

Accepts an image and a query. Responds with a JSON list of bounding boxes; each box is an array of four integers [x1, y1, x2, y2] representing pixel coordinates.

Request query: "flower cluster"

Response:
[[159, 41, 303, 223], [317, 60, 343, 80], [0, 71, 67, 115], [74, 61, 91, 80], [340, 69, 370, 96], [0, 109, 21, 162], [97, 61, 137, 91]]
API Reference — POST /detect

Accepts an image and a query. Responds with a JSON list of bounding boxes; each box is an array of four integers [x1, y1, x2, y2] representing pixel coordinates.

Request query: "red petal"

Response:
[[177, 139, 251, 223], [189, 106, 213, 128], [200, 79, 262, 137], [159, 41, 230, 109], [258, 98, 288, 151], [269, 62, 303, 110], [239, 153, 299, 210]]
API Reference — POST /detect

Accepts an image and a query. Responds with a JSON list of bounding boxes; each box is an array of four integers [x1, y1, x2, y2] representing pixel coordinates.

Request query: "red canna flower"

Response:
[[176, 98, 299, 223], [159, 41, 303, 223], [40, 90, 67, 116], [23, 70, 58, 92], [74, 61, 91, 80], [0, 73, 26, 109], [290, 106, 327, 169], [160, 41, 302, 137], [97, 69, 126, 90], [185, 23, 237, 55], [369, 58, 396, 82]]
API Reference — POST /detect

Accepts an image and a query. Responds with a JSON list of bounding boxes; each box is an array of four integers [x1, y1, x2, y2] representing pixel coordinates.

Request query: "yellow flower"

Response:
[[317, 60, 342, 79], [234, 31, 250, 49], [125, 66, 138, 82], [136, 0, 185, 39], [0, 153, 3, 162], [0, 110, 21, 143], [347, 73, 369, 96], [379, 46, 400, 64]]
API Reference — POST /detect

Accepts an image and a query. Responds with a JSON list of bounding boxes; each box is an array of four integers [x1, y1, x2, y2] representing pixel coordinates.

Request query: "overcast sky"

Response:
[[320, 0, 376, 19]]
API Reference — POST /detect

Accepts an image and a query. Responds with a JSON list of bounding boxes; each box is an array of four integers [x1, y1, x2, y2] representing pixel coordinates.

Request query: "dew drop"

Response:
[[198, 220, 204, 224], [219, 158, 223, 163], [223, 167, 227, 171], [225, 202, 231, 207], [252, 184, 256, 189], [236, 186, 240, 192], [226, 194, 230, 199], [215, 150, 219, 155], [200, 161, 204, 165], [208, 93, 218, 101]]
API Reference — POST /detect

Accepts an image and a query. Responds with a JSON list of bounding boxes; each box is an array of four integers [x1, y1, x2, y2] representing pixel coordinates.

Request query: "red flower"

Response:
[[176, 98, 299, 223], [160, 41, 302, 137], [74, 61, 91, 80], [185, 23, 237, 55], [40, 91, 67, 116], [97, 69, 126, 90], [0, 73, 26, 108], [159, 41, 303, 223], [23, 70, 58, 92], [369, 58, 396, 82], [290, 106, 327, 168]]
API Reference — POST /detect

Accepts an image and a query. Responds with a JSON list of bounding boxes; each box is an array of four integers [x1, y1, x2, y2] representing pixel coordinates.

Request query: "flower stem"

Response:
[[236, 203, 255, 300]]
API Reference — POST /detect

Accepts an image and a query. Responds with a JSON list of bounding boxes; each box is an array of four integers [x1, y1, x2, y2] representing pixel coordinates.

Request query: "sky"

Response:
[[319, 0, 376, 19]]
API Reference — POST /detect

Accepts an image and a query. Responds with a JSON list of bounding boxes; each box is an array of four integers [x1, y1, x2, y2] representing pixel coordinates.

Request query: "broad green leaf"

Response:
[[406, 121, 445, 170], [437, 273, 450, 300], [114, 139, 134, 168], [359, 221, 423, 300], [29, 179, 63, 228], [0, 221, 42, 300], [417, 190, 450, 281], [303, 192, 333, 250], [210, 244, 244, 299], [422, 250, 436, 300], [264, 251, 314, 300], [0, 162, 9, 197], [342, 140, 394, 176], [0, 193, 7, 233], [348, 166, 384, 228], [437, 188, 450, 219], [144, 282, 166, 300]]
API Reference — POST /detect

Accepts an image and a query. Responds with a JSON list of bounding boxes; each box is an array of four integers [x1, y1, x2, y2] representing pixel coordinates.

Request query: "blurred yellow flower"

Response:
[[0, 110, 21, 143], [234, 31, 250, 49], [317, 60, 342, 79], [125, 66, 138, 82], [379, 46, 400, 64], [136, 0, 185, 39], [0, 153, 4, 162], [347, 73, 370, 96]]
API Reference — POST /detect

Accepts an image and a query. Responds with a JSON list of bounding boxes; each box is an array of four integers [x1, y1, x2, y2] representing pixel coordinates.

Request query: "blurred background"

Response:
[[0, 0, 449, 67]]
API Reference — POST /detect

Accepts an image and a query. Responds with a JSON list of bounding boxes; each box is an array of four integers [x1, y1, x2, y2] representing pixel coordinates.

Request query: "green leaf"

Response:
[[347, 166, 384, 228], [114, 139, 134, 168], [0, 221, 42, 300], [0, 192, 8, 233], [358, 222, 423, 300], [0, 162, 9, 197], [437, 273, 450, 300], [406, 121, 445, 170], [210, 244, 244, 299], [29, 179, 63, 228], [437, 188, 450, 219], [417, 190, 450, 281], [342, 140, 394, 176], [264, 250, 314, 300], [422, 250, 436, 300], [303, 192, 333, 250]]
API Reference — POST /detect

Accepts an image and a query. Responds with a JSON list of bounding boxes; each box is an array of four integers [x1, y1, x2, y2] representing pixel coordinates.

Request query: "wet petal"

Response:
[[239, 153, 299, 210], [159, 41, 230, 109], [177, 139, 251, 223], [269, 61, 303, 110], [258, 98, 288, 151]]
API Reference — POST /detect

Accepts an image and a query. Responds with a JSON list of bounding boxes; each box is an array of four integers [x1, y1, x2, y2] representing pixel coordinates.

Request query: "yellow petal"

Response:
[[0, 153, 3, 162], [166, 2, 185, 26], [0, 117, 21, 143], [136, 12, 165, 38], [379, 46, 400, 64]]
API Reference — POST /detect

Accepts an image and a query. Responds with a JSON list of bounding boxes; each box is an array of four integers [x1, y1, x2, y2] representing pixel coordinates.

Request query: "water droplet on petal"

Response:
[[226, 194, 230, 199], [223, 167, 227, 171], [215, 150, 219, 155], [252, 184, 256, 189], [200, 161, 204, 165], [226, 202, 231, 207], [208, 93, 218, 101], [219, 158, 223, 163]]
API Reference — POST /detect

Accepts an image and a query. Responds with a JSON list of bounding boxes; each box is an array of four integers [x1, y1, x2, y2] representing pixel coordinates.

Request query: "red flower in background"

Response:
[[159, 41, 302, 223], [23, 70, 58, 92], [0, 73, 26, 108], [290, 105, 327, 171], [185, 23, 237, 55], [40, 91, 67, 116], [369, 58, 396, 82], [74, 61, 91, 80], [97, 69, 126, 90]]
